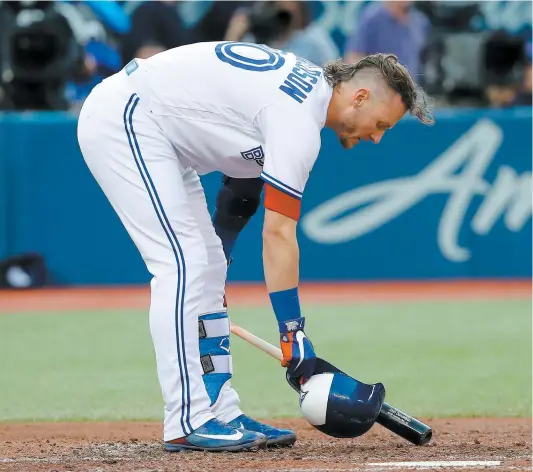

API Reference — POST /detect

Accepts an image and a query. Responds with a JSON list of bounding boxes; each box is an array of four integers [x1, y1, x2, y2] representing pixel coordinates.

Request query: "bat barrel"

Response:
[[377, 402, 433, 446]]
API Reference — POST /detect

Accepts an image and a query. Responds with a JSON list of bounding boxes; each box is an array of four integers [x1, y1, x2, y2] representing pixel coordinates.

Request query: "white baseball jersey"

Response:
[[77, 41, 333, 441], [127, 41, 333, 200]]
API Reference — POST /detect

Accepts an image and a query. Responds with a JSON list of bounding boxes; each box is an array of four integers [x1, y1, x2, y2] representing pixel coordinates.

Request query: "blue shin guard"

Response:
[[198, 312, 232, 406]]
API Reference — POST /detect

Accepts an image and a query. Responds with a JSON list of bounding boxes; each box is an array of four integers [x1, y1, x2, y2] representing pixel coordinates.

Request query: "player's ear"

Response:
[[353, 89, 369, 108]]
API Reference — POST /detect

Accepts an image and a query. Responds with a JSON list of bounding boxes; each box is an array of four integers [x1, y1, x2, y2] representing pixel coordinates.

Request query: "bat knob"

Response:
[[377, 403, 433, 446], [419, 428, 433, 445]]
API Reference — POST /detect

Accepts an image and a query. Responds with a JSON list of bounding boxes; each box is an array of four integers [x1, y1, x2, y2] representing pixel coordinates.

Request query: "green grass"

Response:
[[0, 300, 530, 422]]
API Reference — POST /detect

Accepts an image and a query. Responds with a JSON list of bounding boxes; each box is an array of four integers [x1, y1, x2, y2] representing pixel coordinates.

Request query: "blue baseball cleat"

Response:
[[228, 414, 297, 447], [164, 418, 267, 452]]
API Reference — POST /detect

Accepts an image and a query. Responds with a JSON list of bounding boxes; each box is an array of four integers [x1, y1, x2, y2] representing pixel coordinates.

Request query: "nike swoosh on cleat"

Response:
[[196, 431, 244, 441]]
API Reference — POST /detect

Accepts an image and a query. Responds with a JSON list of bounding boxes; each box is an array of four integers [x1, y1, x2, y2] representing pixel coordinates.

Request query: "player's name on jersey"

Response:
[[279, 59, 323, 104]]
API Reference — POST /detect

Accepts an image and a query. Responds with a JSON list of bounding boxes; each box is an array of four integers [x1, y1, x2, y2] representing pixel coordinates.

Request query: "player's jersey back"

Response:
[[128, 41, 332, 186]]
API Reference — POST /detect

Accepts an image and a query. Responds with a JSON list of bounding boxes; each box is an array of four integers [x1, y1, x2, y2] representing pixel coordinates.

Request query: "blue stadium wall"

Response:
[[0, 107, 531, 285]]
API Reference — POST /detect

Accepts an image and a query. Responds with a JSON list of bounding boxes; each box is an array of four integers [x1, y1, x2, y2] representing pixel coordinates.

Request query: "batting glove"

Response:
[[279, 317, 316, 382]]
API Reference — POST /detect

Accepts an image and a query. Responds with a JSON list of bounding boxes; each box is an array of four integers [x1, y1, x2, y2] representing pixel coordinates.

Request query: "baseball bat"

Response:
[[230, 322, 433, 446]]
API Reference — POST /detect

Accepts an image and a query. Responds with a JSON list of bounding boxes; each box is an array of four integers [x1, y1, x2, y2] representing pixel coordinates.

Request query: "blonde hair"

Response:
[[323, 53, 435, 125]]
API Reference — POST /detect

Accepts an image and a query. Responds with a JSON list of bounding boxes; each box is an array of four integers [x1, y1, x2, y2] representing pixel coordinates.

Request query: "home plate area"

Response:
[[0, 418, 530, 472]]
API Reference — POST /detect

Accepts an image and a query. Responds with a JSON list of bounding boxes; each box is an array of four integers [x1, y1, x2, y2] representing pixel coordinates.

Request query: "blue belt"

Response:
[[125, 59, 138, 76]]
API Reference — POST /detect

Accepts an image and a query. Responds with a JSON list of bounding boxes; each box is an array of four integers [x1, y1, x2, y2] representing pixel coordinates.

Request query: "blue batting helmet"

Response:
[[287, 358, 385, 438]]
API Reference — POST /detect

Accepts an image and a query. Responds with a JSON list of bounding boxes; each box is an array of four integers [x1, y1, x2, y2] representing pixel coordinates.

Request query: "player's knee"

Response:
[[211, 246, 228, 277], [153, 241, 208, 281], [151, 238, 206, 275], [185, 243, 209, 278]]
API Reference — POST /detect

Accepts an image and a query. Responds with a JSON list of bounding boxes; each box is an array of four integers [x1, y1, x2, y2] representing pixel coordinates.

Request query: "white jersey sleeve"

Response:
[[256, 104, 322, 201]]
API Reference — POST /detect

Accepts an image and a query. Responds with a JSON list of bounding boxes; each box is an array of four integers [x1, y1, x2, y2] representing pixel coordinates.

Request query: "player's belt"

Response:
[[124, 59, 139, 76]]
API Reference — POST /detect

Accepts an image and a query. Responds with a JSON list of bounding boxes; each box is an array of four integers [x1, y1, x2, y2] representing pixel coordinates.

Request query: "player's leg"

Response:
[[183, 170, 296, 447], [77, 84, 265, 451], [181, 169, 242, 421]]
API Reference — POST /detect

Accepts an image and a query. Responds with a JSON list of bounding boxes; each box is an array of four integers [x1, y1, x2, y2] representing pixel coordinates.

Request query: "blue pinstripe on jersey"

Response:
[[260, 171, 303, 200]]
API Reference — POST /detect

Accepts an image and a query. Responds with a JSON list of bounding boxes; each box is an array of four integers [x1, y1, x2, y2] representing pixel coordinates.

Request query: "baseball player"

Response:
[[77, 41, 433, 452]]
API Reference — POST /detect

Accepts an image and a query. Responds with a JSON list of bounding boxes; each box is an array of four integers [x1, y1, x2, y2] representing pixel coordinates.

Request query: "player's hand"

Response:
[[279, 317, 316, 382], [224, 11, 250, 42]]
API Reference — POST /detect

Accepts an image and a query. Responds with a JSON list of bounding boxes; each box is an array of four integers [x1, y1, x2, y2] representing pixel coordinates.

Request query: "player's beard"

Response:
[[340, 136, 350, 149], [340, 120, 357, 149]]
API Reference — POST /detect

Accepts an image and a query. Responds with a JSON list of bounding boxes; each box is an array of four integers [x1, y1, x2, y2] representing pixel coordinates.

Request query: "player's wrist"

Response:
[[278, 317, 305, 333], [269, 287, 302, 329]]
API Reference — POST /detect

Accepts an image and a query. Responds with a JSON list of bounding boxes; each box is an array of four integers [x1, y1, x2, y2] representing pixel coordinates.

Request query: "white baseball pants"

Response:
[[77, 71, 242, 441]]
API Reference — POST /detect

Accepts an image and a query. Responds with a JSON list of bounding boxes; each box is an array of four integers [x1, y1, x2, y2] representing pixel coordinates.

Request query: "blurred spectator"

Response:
[[483, 31, 531, 108], [0, 1, 90, 110], [193, 1, 254, 43], [57, 1, 125, 108], [0, 0, 128, 110], [524, 41, 532, 101], [121, 1, 197, 65], [225, 1, 339, 67], [485, 83, 523, 108], [416, 1, 481, 33], [344, 1, 430, 77]]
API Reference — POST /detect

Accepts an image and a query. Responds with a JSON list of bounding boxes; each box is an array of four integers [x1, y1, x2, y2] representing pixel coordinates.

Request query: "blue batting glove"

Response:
[[279, 317, 316, 382]]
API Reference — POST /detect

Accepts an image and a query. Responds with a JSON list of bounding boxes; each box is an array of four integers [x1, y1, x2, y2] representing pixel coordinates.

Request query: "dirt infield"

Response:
[[0, 280, 530, 313], [0, 418, 530, 472]]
